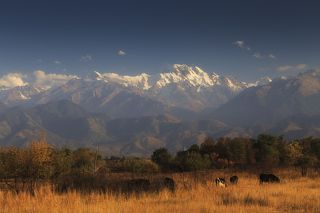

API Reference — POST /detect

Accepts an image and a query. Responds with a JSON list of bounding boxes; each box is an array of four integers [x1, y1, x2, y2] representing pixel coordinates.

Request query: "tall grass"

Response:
[[1, 171, 319, 213]]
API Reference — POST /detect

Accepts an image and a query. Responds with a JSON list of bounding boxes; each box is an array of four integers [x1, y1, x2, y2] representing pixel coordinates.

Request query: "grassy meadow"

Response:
[[0, 170, 319, 213]]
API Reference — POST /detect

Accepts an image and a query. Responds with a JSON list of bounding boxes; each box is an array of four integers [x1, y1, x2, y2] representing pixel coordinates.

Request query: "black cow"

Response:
[[259, 173, 280, 183], [126, 178, 151, 193], [215, 177, 226, 187], [230, 175, 238, 184], [153, 177, 176, 193], [163, 177, 176, 192]]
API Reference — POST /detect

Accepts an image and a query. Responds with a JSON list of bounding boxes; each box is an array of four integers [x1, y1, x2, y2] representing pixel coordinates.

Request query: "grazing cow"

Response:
[[230, 175, 238, 184], [153, 177, 176, 193], [259, 173, 280, 183], [126, 178, 151, 193], [163, 177, 176, 192], [215, 177, 227, 187]]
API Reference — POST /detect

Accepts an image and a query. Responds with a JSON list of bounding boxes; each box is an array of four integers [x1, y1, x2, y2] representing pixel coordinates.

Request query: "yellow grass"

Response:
[[1, 171, 320, 213]]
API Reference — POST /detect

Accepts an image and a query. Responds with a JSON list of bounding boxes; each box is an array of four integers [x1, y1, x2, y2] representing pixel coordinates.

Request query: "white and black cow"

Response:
[[215, 177, 227, 187]]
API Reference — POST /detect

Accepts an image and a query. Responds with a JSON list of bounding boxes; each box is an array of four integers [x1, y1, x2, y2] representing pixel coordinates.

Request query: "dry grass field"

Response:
[[1, 170, 319, 213]]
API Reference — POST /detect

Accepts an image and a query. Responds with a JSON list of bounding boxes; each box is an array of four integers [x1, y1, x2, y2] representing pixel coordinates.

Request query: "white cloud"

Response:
[[0, 73, 28, 88], [234, 40, 245, 48], [253, 52, 263, 59], [81, 54, 93, 62], [277, 65, 293, 72], [0, 70, 79, 90], [234, 41, 275, 60], [53, 60, 62, 64], [32, 70, 79, 90], [253, 52, 276, 60], [118, 50, 126, 56], [268, 54, 276, 59], [233, 41, 251, 51], [276, 64, 307, 72]]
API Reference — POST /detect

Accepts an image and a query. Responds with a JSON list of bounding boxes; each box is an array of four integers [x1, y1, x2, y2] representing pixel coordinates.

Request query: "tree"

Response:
[[294, 138, 319, 176], [254, 134, 282, 168], [295, 155, 317, 176], [200, 137, 215, 156], [123, 158, 159, 173], [151, 148, 173, 171], [72, 148, 104, 175], [51, 148, 73, 180], [228, 138, 248, 166], [174, 145, 211, 171], [214, 137, 232, 166], [0, 134, 53, 194], [285, 141, 303, 166], [22, 134, 53, 194]]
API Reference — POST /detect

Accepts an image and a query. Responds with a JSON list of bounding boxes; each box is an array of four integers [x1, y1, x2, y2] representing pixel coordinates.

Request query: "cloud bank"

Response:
[[0, 71, 79, 90], [32, 70, 79, 89], [0, 73, 28, 88], [276, 64, 307, 72]]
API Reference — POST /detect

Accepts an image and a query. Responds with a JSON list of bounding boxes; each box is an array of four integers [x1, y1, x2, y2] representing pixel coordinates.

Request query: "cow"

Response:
[[163, 177, 176, 192], [215, 177, 227, 187], [230, 175, 238, 184], [152, 177, 176, 193], [259, 173, 280, 183], [126, 178, 151, 193]]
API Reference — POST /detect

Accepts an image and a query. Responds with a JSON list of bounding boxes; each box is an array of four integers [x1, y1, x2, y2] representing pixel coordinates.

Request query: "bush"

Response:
[[125, 159, 159, 173]]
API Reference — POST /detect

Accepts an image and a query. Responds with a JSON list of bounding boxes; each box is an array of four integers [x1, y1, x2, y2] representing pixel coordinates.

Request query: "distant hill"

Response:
[[211, 69, 320, 138], [1, 67, 320, 155]]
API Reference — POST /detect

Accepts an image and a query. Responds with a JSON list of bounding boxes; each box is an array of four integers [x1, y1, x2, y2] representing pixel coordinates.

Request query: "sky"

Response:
[[0, 0, 319, 81]]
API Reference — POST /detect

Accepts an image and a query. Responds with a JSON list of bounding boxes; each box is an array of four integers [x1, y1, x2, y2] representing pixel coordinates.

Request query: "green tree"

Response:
[[151, 148, 173, 171], [199, 137, 215, 156], [51, 148, 73, 180], [214, 137, 232, 166], [228, 138, 248, 166], [294, 138, 319, 176], [254, 134, 282, 168], [174, 145, 211, 171], [123, 158, 159, 173]]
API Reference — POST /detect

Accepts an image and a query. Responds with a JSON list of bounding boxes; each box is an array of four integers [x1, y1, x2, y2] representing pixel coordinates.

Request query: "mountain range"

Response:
[[0, 64, 318, 156]]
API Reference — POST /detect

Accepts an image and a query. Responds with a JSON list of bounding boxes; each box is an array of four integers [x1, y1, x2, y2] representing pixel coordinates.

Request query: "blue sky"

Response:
[[0, 0, 319, 81]]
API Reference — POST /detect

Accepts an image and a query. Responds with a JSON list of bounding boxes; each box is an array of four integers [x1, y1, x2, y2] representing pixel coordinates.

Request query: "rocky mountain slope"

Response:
[[211, 69, 320, 138], [0, 65, 265, 117]]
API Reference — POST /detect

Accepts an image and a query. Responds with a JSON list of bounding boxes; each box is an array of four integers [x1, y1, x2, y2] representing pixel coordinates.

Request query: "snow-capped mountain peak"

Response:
[[92, 64, 257, 92], [154, 64, 218, 88], [93, 71, 151, 90], [0, 64, 274, 111], [247, 76, 273, 87]]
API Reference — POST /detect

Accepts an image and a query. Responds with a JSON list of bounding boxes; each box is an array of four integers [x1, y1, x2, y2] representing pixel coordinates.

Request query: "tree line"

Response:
[[0, 134, 319, 194], [151, 134, 320, 176]]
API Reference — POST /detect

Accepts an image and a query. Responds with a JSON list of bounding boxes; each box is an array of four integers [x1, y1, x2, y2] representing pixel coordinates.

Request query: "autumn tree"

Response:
[[0, 133, 53, 194]]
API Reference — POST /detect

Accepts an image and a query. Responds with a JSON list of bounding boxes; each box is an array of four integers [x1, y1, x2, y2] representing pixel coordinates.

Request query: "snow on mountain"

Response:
[[247, 76, 273, 87], [0, 64, 273, 112], [93, 71, 151, 90], [0, 71, 79, 104], [93, 64, 255, 93], [153, 64, 216, 88], [0, 85, 46, 104]]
